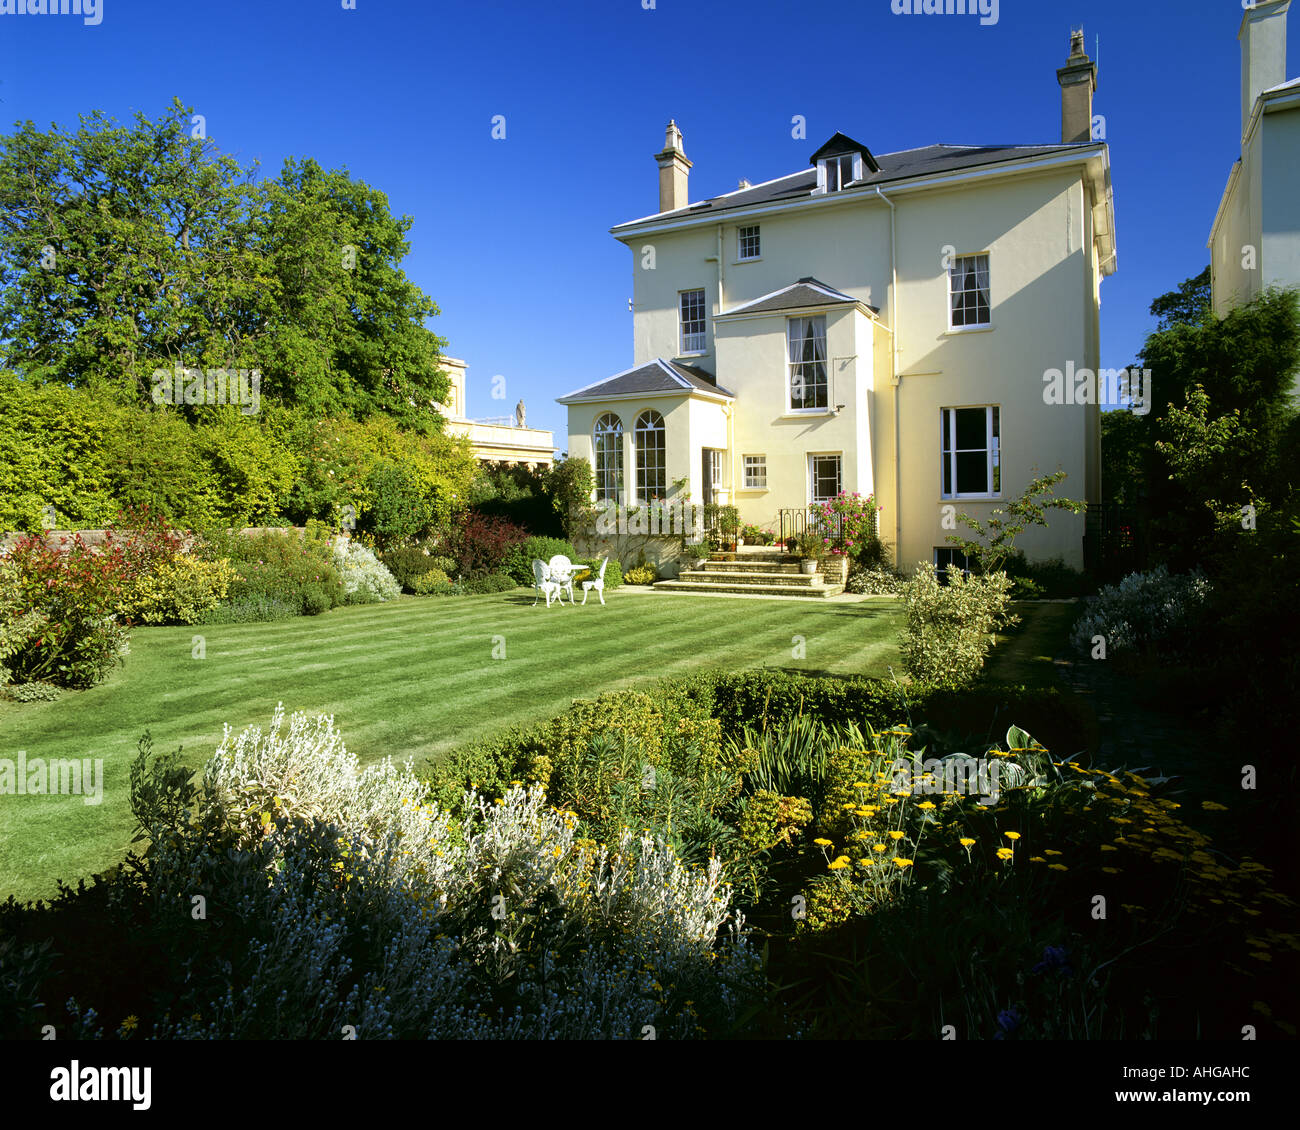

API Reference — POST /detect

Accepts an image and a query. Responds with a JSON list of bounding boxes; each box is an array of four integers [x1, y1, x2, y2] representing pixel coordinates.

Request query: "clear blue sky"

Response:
[[1, 0, 1291, 445]]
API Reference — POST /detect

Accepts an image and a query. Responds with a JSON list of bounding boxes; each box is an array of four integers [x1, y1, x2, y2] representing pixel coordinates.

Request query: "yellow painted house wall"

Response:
[[571, 153, 1111, 570]]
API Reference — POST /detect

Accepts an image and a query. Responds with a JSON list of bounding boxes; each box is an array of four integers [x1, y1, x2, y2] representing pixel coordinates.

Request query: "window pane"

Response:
[[954, 407, 987, 450], [955, 451, 987, 494]]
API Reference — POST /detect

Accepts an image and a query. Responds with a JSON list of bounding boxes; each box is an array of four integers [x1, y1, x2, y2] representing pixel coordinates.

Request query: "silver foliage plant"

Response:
[[331, 539, 401, 604], [1069, 565, 1212, 658], [146, 707, 761, 1039]]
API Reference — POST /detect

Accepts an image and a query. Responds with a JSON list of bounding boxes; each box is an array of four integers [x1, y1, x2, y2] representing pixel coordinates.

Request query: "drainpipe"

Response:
[[874, 186, 902, 570]]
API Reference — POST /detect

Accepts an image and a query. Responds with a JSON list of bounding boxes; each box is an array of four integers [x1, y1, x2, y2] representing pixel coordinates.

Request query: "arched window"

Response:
[[634, 410, 666, 503], [593, 413, 624, 502]]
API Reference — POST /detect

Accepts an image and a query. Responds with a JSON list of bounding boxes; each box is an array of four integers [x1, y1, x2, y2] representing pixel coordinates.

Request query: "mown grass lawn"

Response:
[[0, 588, 903, 904]]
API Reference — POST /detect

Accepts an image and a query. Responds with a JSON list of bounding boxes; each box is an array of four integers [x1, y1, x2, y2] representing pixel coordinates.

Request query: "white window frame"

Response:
[[593, 413, 624, 503], [948, 253, 992, 329], [742, 454, 767, 490], [808, 453, 842, 505], [737, 225, 761, 261], [787, 314, 830, 412], [815, 153, 864, 194], [940, 406, 1000, 499], [679, 288, 707, 354], [934, 546, 973, 583], [634, 409, 667, 504]]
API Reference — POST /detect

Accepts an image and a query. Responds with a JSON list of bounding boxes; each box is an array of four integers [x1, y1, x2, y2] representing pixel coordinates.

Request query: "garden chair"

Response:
[[580, 556, 608, 606], [546, 555, 576, 605], [531, 559, 562, 608]]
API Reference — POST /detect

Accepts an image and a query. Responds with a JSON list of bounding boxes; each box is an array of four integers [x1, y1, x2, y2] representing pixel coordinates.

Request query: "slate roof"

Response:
[[719, 277, 877, 317], [613, 141, 1098, 231], [557, 358, 734, 403]]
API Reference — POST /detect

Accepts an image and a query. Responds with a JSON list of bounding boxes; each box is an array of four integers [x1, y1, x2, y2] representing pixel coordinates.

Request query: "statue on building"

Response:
[[515, 399, 526, 428]]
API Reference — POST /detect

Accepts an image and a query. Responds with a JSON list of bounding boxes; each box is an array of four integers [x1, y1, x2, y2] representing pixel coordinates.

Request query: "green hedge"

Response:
[[424, 668, 1096, 816]]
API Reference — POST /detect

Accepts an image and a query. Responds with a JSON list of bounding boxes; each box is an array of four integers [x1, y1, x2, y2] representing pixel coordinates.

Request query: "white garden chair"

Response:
[[531, 559, 562, 608], [580, 557, 609, 606], [546, 555, 577, 605]]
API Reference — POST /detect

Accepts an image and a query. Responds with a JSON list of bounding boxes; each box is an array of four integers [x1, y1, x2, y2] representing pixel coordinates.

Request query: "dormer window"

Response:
[[822, 153, 858, 192], [809, 133, 879, 195]]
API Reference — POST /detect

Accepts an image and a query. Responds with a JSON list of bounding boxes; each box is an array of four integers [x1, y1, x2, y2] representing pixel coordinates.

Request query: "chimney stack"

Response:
[[654, 120, 692, 213], [1240, 0, 1290, 141], [1057, 26, 1097, 144]]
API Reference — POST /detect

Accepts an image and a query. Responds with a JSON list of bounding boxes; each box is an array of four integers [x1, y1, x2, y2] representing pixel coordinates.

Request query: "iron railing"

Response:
[[778, 507, 849, 551], [1083, 501, 1148, 581]]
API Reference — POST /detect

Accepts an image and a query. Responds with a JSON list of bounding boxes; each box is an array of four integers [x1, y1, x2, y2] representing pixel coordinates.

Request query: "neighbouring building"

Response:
[[437, 357, 555, 468], [559, 29, 1116, 573], [1209, 0, 1300, 316]]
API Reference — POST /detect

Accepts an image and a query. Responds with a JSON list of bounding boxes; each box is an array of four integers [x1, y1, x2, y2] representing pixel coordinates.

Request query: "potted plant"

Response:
[[795, 530, 823, 574]]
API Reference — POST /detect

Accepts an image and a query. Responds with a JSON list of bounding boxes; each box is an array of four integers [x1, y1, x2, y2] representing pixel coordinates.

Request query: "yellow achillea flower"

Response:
[[1201, 801, 1229, 811], [1029, 856, 1046, 863], [1003, 831, 1021, 840], [853, 781, 871, 789], [1048, 863, 1068, 871], [893, 858, 914, 868], [996, 847, 1014, 860], [1100, 844, 1118, 852], [828, 857, 851, 871], [814, 838, 833, 847], [873, 843, 887, 853], [917, 801, 936, 811], [959, 837, 976, 847], [1101, 866, 1120, 874], [1044, 849, 1063, 856], [888, 830, 906, 840]]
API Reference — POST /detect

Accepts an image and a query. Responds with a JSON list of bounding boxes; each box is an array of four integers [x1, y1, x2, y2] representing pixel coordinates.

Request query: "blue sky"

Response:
[[1, 0, 1292, 444]]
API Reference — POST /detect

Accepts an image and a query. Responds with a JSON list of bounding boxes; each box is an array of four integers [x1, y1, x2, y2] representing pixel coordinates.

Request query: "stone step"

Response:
[[654, 579, 844, 598], [679, 568, 824, 586], [697, 560, 804, 574]]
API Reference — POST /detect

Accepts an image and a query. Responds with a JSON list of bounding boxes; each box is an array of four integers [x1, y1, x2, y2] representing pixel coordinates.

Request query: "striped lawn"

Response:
[[0, 588, 903, 904]]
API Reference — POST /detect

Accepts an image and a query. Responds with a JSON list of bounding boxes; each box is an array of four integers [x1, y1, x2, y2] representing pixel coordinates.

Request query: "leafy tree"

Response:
[[0, 101, 450, 423], [1148, 264, 1210, 332], [944, 470, 1084, 575]]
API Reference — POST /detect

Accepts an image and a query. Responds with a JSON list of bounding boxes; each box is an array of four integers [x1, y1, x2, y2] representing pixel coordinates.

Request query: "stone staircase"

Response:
[[654, 549, 845, 598]]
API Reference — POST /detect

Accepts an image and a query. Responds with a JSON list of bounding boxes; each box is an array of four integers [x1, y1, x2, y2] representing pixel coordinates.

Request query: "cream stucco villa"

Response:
[[1209, 0, 1300, 317], [437, 357, 555, 468], [559, 29, 1117, 573]]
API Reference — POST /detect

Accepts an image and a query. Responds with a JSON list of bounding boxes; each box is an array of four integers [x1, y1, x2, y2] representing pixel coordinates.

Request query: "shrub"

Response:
[[0, 558, 46, 688], [460, 573, 516, 595], [899, 562, 1015, 689], [4, 680, 61, 702], [408, 569, 452, 595], [203, 528, 345, 616], [332, 539, 401, 604], [1068, 565, 1211, 659], [119, 555, 237, 625], [623, 564, 658, 585], [95, 707, 763, 1039], [603, 560, 624, 590], [810, 491, 882, 558], [200, 594, 302, 624], [449, 512, 528, 579], [3, 533, 131, 688], [380, 546, 443, 591], [846, 565, 903, 595], [501, 536, 578, 586], [361, 462, 435, 546]]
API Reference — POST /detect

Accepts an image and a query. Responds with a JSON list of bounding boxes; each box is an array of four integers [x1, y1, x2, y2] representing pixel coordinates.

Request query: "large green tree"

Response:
[[0, 100, 449, 424]]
